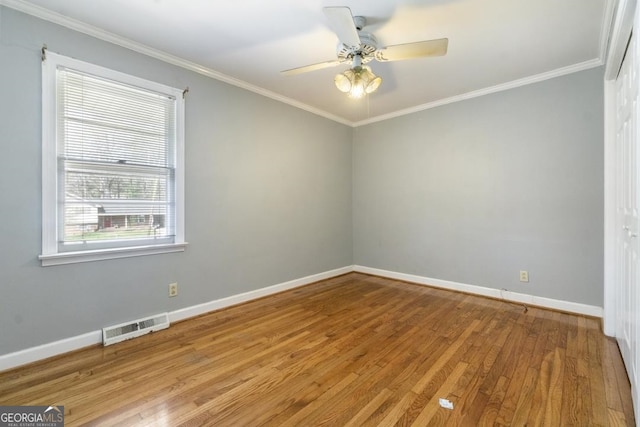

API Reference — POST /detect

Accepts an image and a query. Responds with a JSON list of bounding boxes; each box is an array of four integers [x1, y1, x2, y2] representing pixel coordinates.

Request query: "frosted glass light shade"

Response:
[[334, 66, 382, 99]]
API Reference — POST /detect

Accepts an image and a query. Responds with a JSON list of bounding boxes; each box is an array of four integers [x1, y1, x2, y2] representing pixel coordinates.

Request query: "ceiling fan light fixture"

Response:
[[334, 69, 354, 93], [334, 65, 382, 99], [365, 73, 382, 94], [282, 6, 449, 105]]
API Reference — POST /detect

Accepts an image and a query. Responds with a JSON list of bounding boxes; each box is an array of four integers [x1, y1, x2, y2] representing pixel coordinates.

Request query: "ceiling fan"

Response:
[[281, 6, 448, 99]]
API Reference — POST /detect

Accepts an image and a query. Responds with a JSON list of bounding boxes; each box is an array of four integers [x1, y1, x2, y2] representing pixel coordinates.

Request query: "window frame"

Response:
[[40, 51, 186, 266]]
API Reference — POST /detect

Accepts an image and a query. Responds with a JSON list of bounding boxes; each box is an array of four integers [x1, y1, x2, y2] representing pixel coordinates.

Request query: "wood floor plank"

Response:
[[277, 372, 360, 427], [409, 361, 469, 426], [343, 388, 393, 427], [588, 321, 611, 426], [450, 343, 502, 425], [0, 272, 634, 426], [475, 375, 509, 426], [561, 355, 583, 424], [410, 319, 480, 395], [493, 322, 532, 424], [510, 366, 540, 424], [530, 347, 565, 426], [606, 336, 636, 422]]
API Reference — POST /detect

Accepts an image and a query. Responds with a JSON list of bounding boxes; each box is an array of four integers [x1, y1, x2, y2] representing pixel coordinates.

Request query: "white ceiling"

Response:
[[5, 0, 613, 125]]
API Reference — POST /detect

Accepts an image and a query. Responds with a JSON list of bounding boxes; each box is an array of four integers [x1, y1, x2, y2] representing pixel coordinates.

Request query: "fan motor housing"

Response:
[[337, 32, 378, 64]]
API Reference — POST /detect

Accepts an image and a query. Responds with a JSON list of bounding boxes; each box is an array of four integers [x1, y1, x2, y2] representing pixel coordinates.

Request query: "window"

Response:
[[40, 52, 186, 266]]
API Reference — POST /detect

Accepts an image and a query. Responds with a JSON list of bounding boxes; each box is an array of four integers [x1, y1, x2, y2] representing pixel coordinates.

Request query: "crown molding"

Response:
[[353, 58, 603, 127]]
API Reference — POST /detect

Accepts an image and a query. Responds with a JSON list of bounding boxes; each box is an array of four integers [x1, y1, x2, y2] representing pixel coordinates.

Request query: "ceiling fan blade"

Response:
[[323, 6, 361, 49], [375, 38, 448, 62], [281, 60, 342, 76]]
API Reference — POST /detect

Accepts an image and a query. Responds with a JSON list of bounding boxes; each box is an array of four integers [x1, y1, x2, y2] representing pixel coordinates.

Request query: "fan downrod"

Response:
[[353, 16, 366, 31]]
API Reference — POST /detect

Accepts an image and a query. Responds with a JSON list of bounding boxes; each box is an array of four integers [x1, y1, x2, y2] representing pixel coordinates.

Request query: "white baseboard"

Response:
[[0, 330, 103, 374], [168, 266, 353, 323], [353, 265, 603, 318], [0, 266, 352, 373]]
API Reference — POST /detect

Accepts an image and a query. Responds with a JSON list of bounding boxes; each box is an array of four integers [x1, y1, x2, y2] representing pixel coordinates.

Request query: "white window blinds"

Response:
[[41, 51, 185, 265], [57, 67, 177, 248]]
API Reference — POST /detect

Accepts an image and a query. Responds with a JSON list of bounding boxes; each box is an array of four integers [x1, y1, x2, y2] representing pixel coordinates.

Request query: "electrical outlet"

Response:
[[519, 271, 529, 283], [169, 283, 178, 297]]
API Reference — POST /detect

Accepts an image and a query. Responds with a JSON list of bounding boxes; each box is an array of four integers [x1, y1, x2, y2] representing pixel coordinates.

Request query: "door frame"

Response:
[[604, 0, 637, 337]]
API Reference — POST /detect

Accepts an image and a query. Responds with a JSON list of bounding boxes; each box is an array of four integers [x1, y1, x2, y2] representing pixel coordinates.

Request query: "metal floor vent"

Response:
[[102, 313, 170, 346]]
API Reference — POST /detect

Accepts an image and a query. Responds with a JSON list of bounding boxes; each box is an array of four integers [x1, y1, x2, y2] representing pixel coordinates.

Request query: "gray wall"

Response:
[[353, 67, 604, 306], [0, 7, 353, 355]]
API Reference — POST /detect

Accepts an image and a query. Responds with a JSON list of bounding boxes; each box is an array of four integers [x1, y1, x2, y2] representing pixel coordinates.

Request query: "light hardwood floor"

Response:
[[0, 273, 635, 426]]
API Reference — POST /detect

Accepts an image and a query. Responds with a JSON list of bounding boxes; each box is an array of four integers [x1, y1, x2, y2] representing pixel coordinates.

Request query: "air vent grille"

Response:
[[104, 323, 138, 339], [102, 313, 169, 346]]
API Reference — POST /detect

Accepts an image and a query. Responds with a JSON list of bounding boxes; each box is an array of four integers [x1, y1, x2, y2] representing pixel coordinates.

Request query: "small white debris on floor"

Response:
[[439, 398, 454, 410]]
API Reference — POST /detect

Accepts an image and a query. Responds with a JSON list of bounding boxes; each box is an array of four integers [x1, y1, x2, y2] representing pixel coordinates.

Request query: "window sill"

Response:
[[39, 242, 188, 266]]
